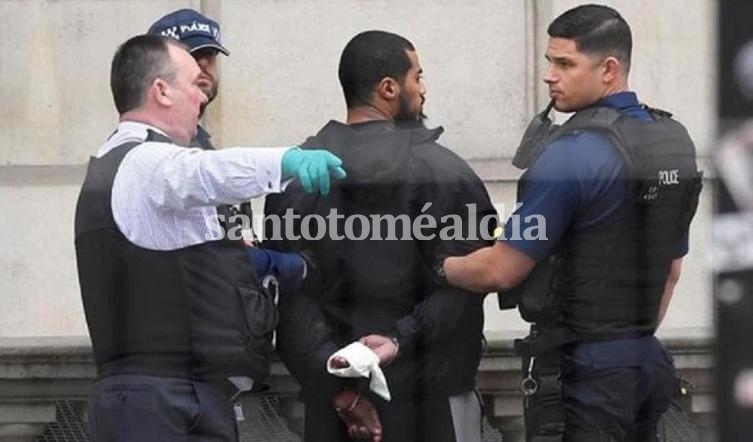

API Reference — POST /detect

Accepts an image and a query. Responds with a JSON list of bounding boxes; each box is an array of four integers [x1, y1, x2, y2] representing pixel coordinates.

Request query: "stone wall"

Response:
[[0, 0, 716, 342]]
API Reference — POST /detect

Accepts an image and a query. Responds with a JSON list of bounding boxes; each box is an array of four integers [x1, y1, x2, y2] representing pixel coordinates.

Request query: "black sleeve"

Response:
[[393, 146, 498, 356], [264, 185, 350, 401]]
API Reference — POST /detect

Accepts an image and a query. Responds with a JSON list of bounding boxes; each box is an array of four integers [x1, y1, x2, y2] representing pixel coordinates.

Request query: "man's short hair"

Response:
[[110, 35, 183, 114], [338, 30, 415, 108], [548, 4, 632, 73]]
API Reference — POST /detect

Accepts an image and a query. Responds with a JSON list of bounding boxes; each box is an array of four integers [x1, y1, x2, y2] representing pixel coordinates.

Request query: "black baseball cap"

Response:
[[148, 9, 229, 56]]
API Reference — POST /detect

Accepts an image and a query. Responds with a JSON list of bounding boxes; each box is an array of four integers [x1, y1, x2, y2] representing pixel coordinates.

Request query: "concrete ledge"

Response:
[[0, 333, 714, 439]]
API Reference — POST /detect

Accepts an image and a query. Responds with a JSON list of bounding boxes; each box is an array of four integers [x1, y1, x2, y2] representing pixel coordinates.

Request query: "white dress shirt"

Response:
[[99, 121, 290, 250]]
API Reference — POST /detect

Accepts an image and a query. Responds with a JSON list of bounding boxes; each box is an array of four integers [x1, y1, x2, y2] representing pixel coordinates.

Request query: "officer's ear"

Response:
[[152, 78, 172, 107], [376, 77, 400, 102], [601, 56, 622, 85]]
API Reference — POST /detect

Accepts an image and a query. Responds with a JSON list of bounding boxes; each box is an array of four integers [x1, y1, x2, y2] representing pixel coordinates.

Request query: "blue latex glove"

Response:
[[247, 247, 306, 292], [281, 148, 347, 195]]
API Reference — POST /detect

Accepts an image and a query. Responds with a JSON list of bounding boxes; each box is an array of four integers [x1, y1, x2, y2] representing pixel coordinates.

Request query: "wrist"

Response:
[[393, 316, 417, 357], [390, 335, 400, 360], [333, 389, 361, 413], [281, 147, 302, 178]]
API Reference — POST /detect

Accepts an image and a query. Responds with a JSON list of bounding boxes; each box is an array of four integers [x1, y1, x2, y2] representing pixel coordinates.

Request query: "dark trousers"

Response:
[[303, 390, 482, 442], [561, 335, 678, 442], [87, 374, 238, 442]]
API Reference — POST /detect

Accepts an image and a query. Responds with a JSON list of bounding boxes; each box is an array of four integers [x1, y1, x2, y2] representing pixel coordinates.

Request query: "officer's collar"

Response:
[[595, 91, 640, 112], [196, 125, 212, 142], [114, 121, 171, 141]]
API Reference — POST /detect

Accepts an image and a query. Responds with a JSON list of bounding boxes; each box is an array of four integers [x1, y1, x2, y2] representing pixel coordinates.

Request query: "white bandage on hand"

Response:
[[326, 342, 391, 401]]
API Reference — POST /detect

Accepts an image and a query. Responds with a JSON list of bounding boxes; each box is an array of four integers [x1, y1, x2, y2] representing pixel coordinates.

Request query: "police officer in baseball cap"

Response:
[[149, 8, 228, 123]]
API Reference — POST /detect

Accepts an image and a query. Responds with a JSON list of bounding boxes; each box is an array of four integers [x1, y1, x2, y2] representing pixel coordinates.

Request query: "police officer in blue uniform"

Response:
[[440, 5, 702, 441]]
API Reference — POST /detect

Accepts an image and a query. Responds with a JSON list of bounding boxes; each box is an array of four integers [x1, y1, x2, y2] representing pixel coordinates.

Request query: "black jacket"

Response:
[[265, 120, 496, 402]]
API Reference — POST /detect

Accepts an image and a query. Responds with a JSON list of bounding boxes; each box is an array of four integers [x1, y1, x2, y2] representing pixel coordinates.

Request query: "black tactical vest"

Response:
[[74, 134, 277, 381], [516, 106, 702, 340]]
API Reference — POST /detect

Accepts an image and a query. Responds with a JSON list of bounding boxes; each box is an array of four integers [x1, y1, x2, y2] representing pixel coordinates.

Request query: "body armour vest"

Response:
[[516, 106, 702, 340], [74, 135, 277, 381]]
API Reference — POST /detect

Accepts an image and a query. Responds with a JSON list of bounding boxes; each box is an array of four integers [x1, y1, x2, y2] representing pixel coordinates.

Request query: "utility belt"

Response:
[[499, 250, 571, 441], [515, 324, 653, 442], [514, 324, 577, 442]]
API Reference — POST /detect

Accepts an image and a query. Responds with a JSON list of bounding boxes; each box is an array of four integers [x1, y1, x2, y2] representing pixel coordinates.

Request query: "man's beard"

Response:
[[198, 83, 219, 117], [395, 93, 426, 123]]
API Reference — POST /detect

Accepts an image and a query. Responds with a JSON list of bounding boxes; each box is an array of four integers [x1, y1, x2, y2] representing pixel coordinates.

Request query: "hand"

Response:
[[329, 356, 350, 369], [359, 334, 399, 366], [333, 389, 382, 442], [281, 148, 347, 195]]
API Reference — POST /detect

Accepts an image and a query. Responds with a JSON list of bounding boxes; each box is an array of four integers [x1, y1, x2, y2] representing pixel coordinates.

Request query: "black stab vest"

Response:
[[74, 132, 276, 381], [517, 106, 702, 339]]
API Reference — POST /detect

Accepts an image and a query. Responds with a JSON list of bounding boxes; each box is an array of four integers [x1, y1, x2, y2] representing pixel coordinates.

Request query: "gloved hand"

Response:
[[281, 148, 347, 195]]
